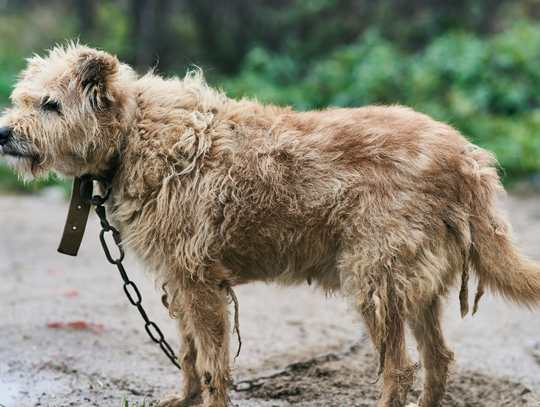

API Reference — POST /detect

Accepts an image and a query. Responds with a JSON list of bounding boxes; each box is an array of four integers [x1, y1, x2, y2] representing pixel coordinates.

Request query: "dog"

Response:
[[1, 43, 540, 407]]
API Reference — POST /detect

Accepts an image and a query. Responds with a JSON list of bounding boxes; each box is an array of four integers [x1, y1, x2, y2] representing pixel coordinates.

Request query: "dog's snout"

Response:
[[0, 127, 13, 145]]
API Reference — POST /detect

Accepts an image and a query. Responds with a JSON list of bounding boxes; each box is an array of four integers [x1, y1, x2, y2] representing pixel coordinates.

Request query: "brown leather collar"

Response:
[[58, 160, 118, 256], [57, 176, 93, 256], [57, 153, 120, 256]]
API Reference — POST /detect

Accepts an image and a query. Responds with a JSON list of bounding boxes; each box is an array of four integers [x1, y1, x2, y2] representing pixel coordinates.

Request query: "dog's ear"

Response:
[[74, 50, 119, 108]]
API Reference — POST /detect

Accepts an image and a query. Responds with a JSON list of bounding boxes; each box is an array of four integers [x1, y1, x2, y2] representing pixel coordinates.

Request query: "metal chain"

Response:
[[80, 175, 181, 371], [78, 176, 365, 386], [233, 333, 366, 392]]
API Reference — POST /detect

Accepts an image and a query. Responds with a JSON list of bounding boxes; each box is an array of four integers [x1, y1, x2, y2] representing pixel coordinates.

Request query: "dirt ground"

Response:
[[2, 189, 540, 407]]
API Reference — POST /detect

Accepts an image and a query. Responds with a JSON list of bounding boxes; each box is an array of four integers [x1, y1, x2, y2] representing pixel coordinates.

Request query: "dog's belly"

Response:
[[221, 242, 342, 290]]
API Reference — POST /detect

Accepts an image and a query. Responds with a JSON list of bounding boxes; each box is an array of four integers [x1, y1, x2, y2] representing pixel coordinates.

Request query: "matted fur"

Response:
[[2, 44, 540, 407]]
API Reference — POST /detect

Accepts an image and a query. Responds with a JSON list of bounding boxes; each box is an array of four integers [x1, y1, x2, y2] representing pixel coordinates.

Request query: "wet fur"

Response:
[[2, 44, 540, 407]]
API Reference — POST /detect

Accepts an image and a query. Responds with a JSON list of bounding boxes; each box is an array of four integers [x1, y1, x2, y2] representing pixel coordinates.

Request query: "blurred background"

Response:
[[1, 0, 540, 193]]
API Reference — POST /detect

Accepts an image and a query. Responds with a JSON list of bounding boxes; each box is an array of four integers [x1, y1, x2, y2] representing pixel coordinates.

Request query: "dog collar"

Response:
[[57, 172, 114, 256], [58, 154, 119, 256], [57, 176, 94, 256]]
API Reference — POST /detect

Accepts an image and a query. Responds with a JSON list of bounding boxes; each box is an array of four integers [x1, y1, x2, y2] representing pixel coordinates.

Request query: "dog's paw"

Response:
[[406, 404, 419, 407], [157, 395, 201, 407]]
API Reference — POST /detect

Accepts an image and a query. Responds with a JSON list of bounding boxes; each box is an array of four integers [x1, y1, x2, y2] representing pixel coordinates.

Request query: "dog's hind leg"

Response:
[[360, 290, 419, 407], [408, 296, 454, 407]]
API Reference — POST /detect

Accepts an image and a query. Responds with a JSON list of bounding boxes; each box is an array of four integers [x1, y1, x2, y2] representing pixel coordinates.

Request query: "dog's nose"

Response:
[[0, 127, 13, 145]]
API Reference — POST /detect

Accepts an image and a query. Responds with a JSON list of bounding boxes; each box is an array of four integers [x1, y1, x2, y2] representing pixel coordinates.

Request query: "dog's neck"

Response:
[[92, 155, 119, 186], [123, 90, 139, 143], [92, 89, 139, 185]]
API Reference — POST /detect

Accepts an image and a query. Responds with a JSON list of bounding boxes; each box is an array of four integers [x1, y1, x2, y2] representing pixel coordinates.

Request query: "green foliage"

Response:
[[0, 160, 70, 195], [0, 1, 540, 189], [223, 20, 540, 185], [89, 2, 132, 52], [0, 3, 78, 101]]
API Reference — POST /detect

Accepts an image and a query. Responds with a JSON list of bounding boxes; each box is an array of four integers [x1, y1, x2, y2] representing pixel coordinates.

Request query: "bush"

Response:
[[223, 20, 540, 185]]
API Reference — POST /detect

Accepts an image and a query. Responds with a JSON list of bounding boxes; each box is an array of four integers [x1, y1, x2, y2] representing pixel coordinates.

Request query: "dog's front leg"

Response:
[[161, 267, 232, 407], [177, 321, 203, 404], [160, 308, 204, 407], [180, 266, 233, 407]]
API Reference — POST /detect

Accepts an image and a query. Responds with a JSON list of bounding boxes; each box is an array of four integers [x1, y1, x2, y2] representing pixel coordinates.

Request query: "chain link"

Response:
[[80, 175, 182, 371]]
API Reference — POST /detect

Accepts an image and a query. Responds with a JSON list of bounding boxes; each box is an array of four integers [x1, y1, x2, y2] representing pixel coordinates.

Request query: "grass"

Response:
[[117, 395, 160, 407]]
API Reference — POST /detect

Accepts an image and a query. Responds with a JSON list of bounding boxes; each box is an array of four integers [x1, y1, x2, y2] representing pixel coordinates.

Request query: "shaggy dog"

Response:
[[1, 44, 540, 407]]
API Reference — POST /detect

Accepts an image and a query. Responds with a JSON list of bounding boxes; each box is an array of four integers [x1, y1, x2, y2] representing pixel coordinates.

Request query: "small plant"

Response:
[[116, 395, 160, 407]]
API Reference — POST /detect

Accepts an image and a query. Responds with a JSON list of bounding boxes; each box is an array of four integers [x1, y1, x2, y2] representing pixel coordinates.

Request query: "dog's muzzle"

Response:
[[0, 127, 13, 146]]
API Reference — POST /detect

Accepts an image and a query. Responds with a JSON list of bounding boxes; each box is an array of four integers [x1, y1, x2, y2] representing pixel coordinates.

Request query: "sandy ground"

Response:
[[2, 190, 540, 406]]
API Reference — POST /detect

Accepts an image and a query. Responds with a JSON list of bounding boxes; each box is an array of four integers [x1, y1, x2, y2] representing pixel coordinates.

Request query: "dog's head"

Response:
[[0, 44, 137, 179]]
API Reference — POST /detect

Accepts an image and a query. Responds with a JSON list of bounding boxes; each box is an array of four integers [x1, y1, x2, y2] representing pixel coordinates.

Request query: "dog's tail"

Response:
[[466, 148, 540, 314]]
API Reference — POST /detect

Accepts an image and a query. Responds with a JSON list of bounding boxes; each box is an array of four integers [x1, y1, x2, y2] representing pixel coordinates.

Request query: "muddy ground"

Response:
[[2, 190, 540, 407]]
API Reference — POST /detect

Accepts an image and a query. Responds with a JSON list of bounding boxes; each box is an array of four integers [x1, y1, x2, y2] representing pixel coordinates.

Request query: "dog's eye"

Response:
[[41, 98, 61, 114]]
